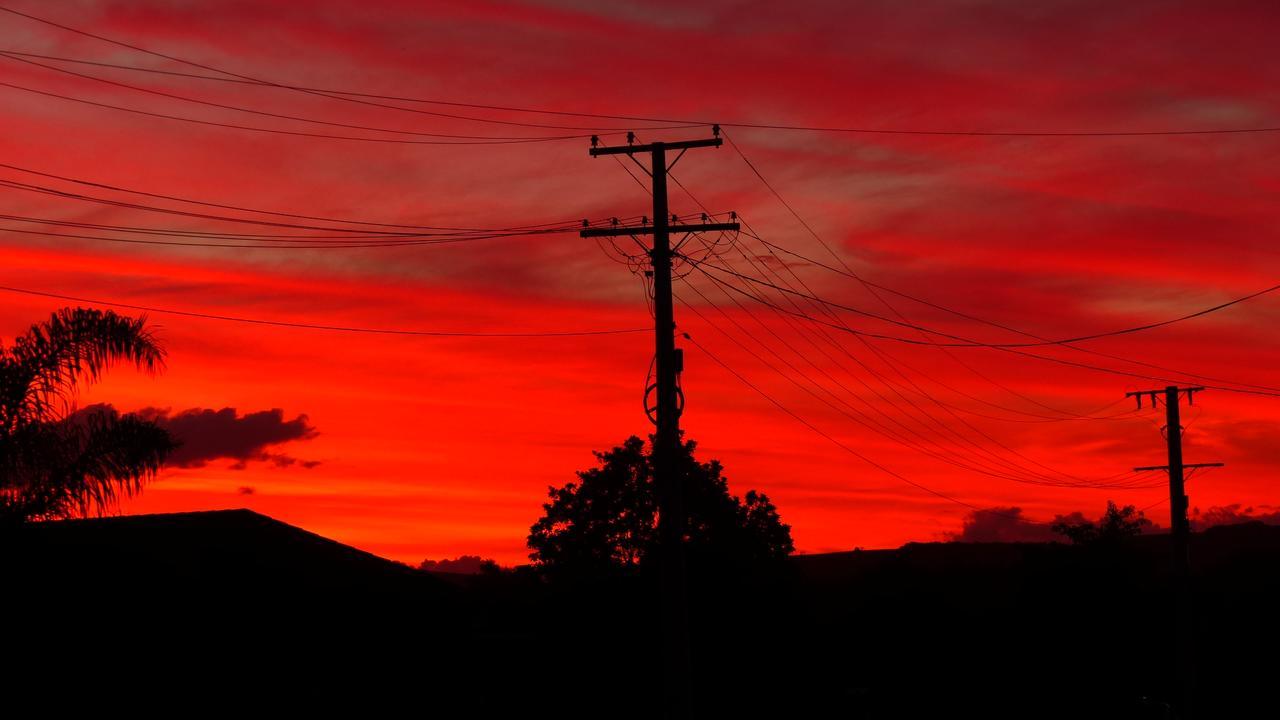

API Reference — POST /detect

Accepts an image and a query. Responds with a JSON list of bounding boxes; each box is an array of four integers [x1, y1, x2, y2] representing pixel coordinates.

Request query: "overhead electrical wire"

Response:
[[747, 230, 1280, 397], [726, 228, 1280, 399], [732, 219, 1141, 422], [694, 257, 1280, 350], [677, 231, 1155, 489], [3, 6, 1278, 138], [678, 272, 1156, 489], [0, 49, 701, 134], [683, 332, 1139, 523], [0, 210, 718, 251], [0, 51, 611, 142], [687, 260, 1280, 398], [0, 174, 598, 237], [0, 284, 646, 337], [0, 224, 582, 250], [677, 291, 1047, 487], [724, 130, 1258, 417], [668, 157, 1122, 422], [0, 78, 583, 146], [0, 211, 571, 241], [715, 132, 1280, 398], [689, 229, 1149, 488], [0, 161, 580, 232], [739, 231, 1280, 351], [0, 6, 685, 142], [657, 163, 1154, 488], [613, 135, 1031, 483], [652, 162, 1156, 489], [733, 225, 1137, 424]]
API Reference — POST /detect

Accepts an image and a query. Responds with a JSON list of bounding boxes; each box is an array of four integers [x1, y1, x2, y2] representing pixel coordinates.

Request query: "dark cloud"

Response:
[[1192, 504, 1280, 530], [948, 501, 1280, 542], [72, 404, 319, 470], [943, 506, 1058, 543], [237, 486, 256, 496], [418, 555, 498, 574]]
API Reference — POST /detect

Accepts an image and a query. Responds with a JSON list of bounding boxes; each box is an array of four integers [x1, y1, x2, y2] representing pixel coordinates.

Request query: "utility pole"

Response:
[[582, 128, 738, 717], [1126, 386, 1223, 720]]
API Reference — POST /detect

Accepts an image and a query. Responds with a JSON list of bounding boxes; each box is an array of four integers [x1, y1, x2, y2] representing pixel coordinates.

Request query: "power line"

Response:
[[0, 161, 580, 232], [669, 163, 1166, 493], [0, 212, 722, 250], [0, 5, 687, 144], [691, 260, 1280, 399], [692, 230, 1152, 488], [725, 130, 1280, 420], [0, 174, 628, 239], [736, 231, 1138, 424], [3, 6, 1278, 138], [0, 223, 579, 250], [665, 165, 1148, 486], [666, 170, 1121, 425], [723, 131, 1280, 398], [695, 257, 1280, 350], [703, 136, 1118, 419], [1, 51, 612, 142], [676, 282, 1033, 486], [0, 78, 582, 146], [678, 269, 1157, 490], [748, 230, 1280, 395], [0, 284, 647, 337], [0, 210, 563, 241], [0, 49, 701, 134], [683, 332, 1073, 518], [699, 135, 1280, 398]]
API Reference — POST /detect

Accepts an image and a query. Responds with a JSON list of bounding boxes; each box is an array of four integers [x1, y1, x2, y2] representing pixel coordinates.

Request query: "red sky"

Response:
[[3, 0, 1279, 564]]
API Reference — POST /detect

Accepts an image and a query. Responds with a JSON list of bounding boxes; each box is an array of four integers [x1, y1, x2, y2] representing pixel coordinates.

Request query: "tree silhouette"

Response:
[[1051, 501, 1151, 546], [527, 435, 792, 574], [0, 308, 175, 523]]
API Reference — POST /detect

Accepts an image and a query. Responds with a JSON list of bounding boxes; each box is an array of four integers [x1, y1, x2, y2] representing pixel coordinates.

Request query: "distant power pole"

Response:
[[1126, 386, 1223, 720], [582, 128, 738, 716]]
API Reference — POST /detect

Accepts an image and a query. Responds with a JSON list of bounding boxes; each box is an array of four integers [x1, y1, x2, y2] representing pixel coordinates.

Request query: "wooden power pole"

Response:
[[1126, 386, 1223, 720], [582, 129, 738, 716]]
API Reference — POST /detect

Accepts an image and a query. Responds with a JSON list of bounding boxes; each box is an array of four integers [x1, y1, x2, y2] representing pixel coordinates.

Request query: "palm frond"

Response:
[[7, 308, 165, 425], [0, 308, 172, 523], [0, 408, 174, 521]]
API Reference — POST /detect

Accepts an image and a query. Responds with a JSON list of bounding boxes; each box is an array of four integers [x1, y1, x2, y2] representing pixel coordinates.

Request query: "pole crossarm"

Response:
[[1134, 462, 1225, 472], [581, 222, 740, 238], [589, 137, 723, 156], [1126, 386, 1205, 409]]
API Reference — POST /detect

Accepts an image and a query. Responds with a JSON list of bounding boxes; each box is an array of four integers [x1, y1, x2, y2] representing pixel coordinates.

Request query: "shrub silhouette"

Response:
[[527, 435, 792, 575], [1052, 500, 1151, 546], [0, 308, 175, 522]]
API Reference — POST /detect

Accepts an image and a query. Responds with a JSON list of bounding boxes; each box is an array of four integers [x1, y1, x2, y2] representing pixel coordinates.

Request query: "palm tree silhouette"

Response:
[[0, 307, 175, 523]]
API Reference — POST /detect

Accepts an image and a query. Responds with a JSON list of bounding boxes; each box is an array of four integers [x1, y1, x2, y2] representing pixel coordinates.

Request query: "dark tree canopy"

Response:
[[0, 308, 175, 523], [527, 435, 792, 574], [1052, 501, 1151, 546]]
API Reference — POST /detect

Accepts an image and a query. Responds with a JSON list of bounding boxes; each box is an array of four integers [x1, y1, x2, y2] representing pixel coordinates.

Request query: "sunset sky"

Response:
[[3, 0, 1279, 564]]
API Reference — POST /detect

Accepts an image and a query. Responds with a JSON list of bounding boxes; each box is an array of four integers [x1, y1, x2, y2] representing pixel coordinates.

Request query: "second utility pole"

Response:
[[582, 129, 738, 717], [1127, 386, 1223, 720]]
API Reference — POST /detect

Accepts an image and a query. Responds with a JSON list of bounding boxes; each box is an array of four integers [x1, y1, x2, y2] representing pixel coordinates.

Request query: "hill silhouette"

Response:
[[6, 512, 1277, 716], [461, 523, 1280, 718], [12, 509, 426, 586], [5, 510, 464, 712]]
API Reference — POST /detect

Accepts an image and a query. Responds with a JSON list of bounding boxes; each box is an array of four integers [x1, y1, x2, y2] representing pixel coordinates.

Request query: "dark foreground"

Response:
[[5, 510, 1276, 718]]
